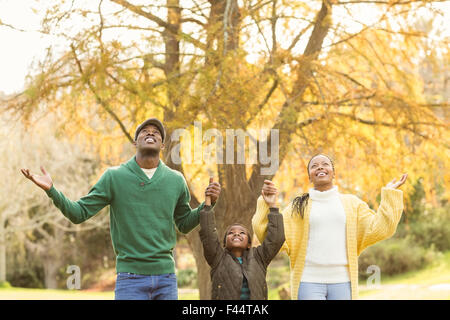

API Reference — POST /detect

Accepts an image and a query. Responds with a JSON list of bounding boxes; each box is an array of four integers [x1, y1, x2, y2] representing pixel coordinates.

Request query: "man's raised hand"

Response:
[[21, 166, 53, 191], [205, 177, 221, 206]]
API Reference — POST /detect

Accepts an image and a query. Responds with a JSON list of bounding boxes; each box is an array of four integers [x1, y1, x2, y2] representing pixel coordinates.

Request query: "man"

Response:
[[21, 118, 221, 300]]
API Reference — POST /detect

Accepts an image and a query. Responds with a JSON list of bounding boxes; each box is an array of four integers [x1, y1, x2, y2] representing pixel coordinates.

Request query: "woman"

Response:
[[252, 154, 407, 300]]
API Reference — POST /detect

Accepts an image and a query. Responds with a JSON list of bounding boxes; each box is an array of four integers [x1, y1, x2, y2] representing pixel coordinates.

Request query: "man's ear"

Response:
[[132, 140, 137, 147], [160, 142, 165, 150]]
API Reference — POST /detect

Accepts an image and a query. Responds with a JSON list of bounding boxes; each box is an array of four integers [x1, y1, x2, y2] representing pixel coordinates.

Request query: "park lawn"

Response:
[[178, 251, 450, 300], [264, 251, 450, 300], [358, 251, 450, 300], [0, 287, 114, 300], [0, 286, 200, 300], [1, 252, 448, 300], [0, 287, 201, 300]]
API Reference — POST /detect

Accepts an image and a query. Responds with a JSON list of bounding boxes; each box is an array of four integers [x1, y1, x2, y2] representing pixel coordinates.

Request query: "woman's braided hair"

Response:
[[292, 154, 335, 218]]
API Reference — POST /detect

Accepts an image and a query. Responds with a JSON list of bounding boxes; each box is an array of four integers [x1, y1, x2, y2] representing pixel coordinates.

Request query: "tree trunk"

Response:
[[161, 0, 217, 299], [185, 229, 211, 300], [0, 211, 6, 283], [43, 258, 60, 289], [23, 224, 67, 289], [162, 0, 332, 300], [164, 0, 181, 112]]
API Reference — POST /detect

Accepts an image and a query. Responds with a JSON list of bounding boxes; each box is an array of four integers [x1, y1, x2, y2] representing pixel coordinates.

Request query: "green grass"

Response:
[[179, 289, 200, 300], [0, 287, 114, 300], [0, 287, 202, 300], [368, 251, 450, 286], [1, 252, 448, 300], [358, 251, 450, 300], [264, 251, 450, 300]]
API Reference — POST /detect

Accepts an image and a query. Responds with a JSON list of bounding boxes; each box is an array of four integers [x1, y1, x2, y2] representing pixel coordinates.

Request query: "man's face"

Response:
[[134, 124, 164, 154], [225, 225, 250, 251]]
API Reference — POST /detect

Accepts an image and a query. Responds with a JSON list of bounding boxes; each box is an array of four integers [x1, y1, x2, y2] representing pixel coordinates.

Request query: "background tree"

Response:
[[0, 113, 110, 288], [2, 0, 449, 298]]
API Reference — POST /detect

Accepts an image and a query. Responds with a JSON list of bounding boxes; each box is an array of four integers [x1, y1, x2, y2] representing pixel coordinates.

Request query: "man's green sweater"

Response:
[[46, 156, 204, 275]]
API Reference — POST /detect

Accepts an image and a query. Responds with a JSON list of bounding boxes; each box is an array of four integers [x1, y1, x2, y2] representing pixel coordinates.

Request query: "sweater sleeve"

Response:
[[252, 196, 289, 255], [198, 206, 224, 268], [356, 187, 404, 255], [45, 170, 112, 224], [173, 175, 205, 234]]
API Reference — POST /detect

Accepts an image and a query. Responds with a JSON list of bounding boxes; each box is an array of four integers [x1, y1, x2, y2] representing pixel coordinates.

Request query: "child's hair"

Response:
[[222, 223, 252, 247], [292, 153, 335, 218]]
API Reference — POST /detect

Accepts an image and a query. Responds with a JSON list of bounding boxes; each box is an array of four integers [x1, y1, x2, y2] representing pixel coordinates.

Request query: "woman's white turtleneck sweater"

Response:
[[301, 186, 350, 283]]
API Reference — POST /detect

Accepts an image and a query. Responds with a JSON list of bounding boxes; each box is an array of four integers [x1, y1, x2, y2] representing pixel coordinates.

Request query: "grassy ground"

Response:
[[1, 252, 448, 300], [0, 287, 114, 300], [358, 251, 450, 300], [0, 287, 199, 300]]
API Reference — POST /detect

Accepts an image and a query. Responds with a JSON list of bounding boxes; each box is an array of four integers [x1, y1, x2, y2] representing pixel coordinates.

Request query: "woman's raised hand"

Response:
[[386, 173, 408, 189], [262, 180, 278, 208]]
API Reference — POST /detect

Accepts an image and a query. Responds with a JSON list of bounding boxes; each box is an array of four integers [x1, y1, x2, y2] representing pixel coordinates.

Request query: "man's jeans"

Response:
[[298, 282, 352, 300], [115, 272, 178, 300]]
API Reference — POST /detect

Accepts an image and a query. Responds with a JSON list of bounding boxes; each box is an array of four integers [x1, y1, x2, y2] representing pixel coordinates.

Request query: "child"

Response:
[[199, 178, 285, 300]]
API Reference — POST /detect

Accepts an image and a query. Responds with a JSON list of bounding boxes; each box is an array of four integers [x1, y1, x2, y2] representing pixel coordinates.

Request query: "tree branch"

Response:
[[329, 111, 442, 142], [248, 0, 333, 191], [104, 69, 169, 111], [244, 79, 279, 128], [70, 44, 134, 143], [110, 0, 207, 50], [336, 0, 449, 4]]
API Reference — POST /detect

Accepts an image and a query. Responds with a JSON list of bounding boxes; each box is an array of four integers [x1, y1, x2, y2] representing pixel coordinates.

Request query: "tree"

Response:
[[0, 113, 109, 287], [2, 0, 449, 298]]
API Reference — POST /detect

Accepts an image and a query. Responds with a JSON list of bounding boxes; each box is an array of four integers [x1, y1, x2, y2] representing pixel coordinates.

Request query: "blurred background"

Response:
[[0, 0, 448, 299]]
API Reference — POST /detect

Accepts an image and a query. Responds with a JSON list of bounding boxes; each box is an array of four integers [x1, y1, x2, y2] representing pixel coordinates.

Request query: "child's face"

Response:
[[225, 225, 250, 251]]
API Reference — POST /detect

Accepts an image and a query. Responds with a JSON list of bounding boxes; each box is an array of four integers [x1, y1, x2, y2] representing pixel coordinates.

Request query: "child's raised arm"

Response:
[[254, 181, 285, 266], [199, 178, 224, 268], [254, 207, 285, 267]]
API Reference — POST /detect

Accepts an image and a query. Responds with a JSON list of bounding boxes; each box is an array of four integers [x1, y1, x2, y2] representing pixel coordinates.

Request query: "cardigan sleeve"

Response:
[[356, 187, 404, 255], [252, 196, 289, 255]]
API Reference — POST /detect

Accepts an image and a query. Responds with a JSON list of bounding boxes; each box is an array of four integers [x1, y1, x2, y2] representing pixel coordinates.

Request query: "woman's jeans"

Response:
[[115, 272, 178, 300], [298, 282, 352, 300]]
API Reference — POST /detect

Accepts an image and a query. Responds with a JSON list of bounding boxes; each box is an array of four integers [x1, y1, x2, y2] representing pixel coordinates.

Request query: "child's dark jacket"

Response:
[[199, 206, 285, 300]]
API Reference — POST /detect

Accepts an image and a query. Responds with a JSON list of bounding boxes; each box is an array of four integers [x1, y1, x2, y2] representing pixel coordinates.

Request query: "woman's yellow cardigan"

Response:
[[252, 187, 404, 300]]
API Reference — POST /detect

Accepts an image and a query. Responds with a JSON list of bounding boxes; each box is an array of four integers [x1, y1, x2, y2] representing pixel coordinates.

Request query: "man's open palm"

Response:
[[21, 166, 53, 191]]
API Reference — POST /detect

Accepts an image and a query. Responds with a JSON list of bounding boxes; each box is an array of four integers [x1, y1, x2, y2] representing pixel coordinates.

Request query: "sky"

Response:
[[0, 0, 49, 95], [0, 0, 448, 96]]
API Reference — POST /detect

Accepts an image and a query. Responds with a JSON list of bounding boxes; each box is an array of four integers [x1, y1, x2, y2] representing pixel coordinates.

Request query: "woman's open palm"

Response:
[[386, 173, 408, 189]]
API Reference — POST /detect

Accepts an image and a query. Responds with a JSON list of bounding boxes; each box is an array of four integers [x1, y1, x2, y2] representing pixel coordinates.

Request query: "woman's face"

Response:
[[308, 155, 334, 190]]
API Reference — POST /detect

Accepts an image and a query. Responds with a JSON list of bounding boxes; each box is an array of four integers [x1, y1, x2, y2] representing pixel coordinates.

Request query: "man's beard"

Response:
[[141, 146, 160, 157]]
